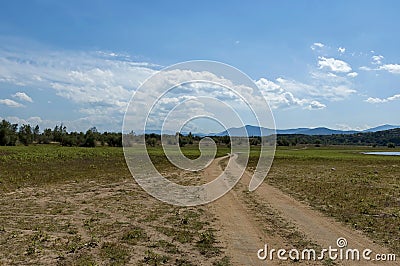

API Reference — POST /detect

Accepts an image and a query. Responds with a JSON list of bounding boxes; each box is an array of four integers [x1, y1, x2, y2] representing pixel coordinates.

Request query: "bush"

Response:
[[387, 142, 395, 148]]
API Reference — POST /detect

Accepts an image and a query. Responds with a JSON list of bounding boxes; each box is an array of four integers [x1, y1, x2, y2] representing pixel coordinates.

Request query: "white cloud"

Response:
[[4, 116, 50, 128], [378, 64, 400, 74], [308, 71, 356, 100], [1, 44, 280, 132], [0, 99, 25, 108], [311, 42, 325, 50], [338, 47, 346, 53], [275, 77, 317, 95], [255, 78, 326, 110], [0, 45, 160, 131], [0, 40, 366, 131], [306, 100, 326, 110], [318, 56, 352, 73], [4, 115, 121, 132], [255, 64, 356, 109], [359, 66, 372, 71], [372, 55, 384, 65], [365, 94, 400, 104], [12, 92, 33, 102], [122, 67, 278, 131], [0, 47, 157, 106], [347, 72, 358, 78], [359, 62, 400, 74], [335, 123, 370, 131]]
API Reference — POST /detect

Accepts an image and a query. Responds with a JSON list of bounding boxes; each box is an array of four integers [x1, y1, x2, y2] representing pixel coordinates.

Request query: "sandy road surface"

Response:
[[204, 156, 285, 265]]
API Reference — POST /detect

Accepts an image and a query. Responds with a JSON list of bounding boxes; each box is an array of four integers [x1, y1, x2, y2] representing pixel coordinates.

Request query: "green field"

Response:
[[0, 144, 399, 264]]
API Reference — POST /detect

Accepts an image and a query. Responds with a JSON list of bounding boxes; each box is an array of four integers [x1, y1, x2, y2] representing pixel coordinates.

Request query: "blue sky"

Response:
[[0, 0, 399, 132]]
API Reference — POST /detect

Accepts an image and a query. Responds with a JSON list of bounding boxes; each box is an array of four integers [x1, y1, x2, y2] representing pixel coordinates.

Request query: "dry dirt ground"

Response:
[[0, 175, 228, 265], [0, 154, 397, 265]]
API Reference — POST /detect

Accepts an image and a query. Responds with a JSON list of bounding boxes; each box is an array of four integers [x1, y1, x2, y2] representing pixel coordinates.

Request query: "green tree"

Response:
[[39, 128, 53, 144], [188, 132, 193, 144], [146, 137, 157, 147], [106, 133, 122, 147], [387, 142, 395, 148], [83, 129, 96, 147], [33, 125, 40, 142], [18, 124, 33, 145], [250, 137, 261, 146], [53, 124, 67, 143], [178, 133, 187, 147], [0, 120, 18, 146], [277, 137, 289, 146], [315, 139, 322, 147]]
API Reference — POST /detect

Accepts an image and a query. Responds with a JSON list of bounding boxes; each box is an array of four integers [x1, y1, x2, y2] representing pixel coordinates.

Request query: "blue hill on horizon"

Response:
[[209, 124, 400, 137]]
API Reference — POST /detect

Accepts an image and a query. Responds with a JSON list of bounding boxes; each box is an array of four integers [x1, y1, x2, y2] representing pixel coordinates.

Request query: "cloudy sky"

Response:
[[0, 0, 399, 132]]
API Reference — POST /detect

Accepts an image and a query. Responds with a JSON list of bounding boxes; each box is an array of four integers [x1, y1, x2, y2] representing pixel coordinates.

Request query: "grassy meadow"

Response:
[[0, 144, 399, 264], [255, 146, 400, 255]]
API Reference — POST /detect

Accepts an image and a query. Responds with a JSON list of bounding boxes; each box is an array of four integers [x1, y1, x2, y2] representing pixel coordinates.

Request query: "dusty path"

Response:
[[205, 155, 396, 266], [205, 156, 311, 265], [205, 156, 266, 265]]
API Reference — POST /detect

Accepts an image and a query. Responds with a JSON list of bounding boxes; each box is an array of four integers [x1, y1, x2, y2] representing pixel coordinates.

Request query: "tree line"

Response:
[[200, 130, 399, 148], [1, 118, 398, 148], [275, 128, 399, 147], [111, 130, 400, 148], [0, 119, 122, 147]]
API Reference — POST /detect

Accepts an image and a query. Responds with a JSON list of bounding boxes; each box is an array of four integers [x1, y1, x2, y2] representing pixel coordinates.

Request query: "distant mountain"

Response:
[[211, 124, 400, 137], [362, 124, 400, 133], [214, 125, 274, 137], [276, 128, 309, 134], [294, 127, 358, 135], [136, 129, 176, 135], [140, 124, 400, 137]]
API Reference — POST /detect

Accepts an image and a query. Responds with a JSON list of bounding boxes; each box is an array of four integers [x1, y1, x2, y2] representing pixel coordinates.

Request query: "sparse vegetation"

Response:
[[100, 242, 129, 265], [121, 226, 148, 244], [196, 230, 221, 257], [247, 145, 400, 255], [0, 145, 231, 265]]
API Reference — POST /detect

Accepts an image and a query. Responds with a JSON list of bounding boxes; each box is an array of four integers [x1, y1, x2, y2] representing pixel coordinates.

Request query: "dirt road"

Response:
[[205, 155, 396, 265], [204, 156, 288, 265]]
